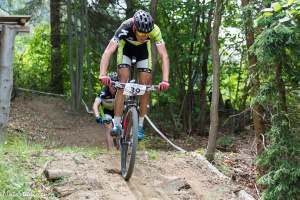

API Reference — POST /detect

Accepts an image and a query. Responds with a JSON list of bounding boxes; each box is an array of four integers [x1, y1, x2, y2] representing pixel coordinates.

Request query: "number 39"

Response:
[[131, 87, 141, 94]]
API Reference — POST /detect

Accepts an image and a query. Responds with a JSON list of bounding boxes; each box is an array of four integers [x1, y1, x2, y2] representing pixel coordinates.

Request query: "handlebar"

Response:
[[111, 81, 159, 92]]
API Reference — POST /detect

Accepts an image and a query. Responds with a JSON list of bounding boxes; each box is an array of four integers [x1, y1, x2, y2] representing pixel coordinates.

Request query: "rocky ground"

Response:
[[39, 150, 250, 200], [7, 95, 258, 200]]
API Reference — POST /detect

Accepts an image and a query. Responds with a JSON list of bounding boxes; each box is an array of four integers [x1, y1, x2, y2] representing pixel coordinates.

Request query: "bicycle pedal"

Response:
[[110, 131, 119, 137], [111, 126, 121, 137]]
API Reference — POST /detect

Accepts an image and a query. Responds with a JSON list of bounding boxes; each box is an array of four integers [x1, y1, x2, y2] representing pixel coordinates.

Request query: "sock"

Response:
[[113, 116, 121, 126], [139, 117, 144, 127]]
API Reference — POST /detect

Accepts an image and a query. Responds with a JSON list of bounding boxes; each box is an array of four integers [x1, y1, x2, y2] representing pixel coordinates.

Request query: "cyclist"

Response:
[[93, 72, 118, 150], [98, 9, 170, 140]]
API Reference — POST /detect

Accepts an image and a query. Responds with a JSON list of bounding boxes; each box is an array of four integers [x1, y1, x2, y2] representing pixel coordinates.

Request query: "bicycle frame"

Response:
[[111, 57, 158, 181]]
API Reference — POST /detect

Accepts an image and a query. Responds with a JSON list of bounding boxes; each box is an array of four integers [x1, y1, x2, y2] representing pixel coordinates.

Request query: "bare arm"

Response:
[[99, 41, 118, 77], [156, 43, 170, 82], [93, 99, 101, 118]]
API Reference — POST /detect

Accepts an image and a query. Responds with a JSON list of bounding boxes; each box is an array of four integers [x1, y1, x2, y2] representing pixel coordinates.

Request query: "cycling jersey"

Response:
[[95, 87, 115, 117], [112, 18, 164, 72], [112, 18, 164, 46]]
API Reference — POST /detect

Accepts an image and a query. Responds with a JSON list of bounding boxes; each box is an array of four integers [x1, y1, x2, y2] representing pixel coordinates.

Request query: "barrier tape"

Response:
[[15, 87, 66, 97], [16, 87, 93, 114], [81, 99, 94, 114], [145, 115, 187, 153]]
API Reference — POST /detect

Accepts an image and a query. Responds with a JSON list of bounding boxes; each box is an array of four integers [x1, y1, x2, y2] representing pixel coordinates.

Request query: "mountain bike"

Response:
[[111, 59, 158, 181]]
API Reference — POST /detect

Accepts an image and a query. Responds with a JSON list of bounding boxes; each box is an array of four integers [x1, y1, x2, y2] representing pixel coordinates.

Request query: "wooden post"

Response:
[[0, 25, 17, 140], [0, 16, 30, 141]]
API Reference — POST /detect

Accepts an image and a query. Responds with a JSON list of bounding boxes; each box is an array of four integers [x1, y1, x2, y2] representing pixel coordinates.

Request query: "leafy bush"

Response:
[[256, 114, 300, 200], [14, 24, 51, 91], [217, 135, 234, 151]]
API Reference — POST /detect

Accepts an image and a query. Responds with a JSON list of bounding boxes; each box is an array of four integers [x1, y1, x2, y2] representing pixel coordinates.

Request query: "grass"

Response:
[[0, 131, 106, 200], [0, 132, 50, 200], [147, 149, 159, 160], [56, 146, 106, 158], [141, 135, 169, 150], [195, 147, 206, 155], [213, 152, 232, 176]]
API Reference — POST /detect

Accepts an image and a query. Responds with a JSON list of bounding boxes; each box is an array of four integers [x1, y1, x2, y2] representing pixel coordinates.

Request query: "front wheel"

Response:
[[120, 106, 138, 181]]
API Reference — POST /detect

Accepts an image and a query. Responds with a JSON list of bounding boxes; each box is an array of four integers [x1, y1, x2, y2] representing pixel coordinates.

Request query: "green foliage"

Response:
[[11, 0, 251, 131], [253, 0, 300, 62], [252, 2, 300, 199], [217, 135, 234, 150], [252, 23, 295, 63], [14, 24, 51, 91], [253, 82, 278, 107], [256, 114, 300, 200]]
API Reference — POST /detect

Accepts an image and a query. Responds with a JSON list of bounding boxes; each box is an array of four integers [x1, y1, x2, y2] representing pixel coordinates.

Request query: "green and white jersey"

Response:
[[112, 18, 164, 46]]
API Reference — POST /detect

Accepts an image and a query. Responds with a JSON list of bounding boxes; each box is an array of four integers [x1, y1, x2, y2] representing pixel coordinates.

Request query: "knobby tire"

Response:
[[120, 106, 138, 181]]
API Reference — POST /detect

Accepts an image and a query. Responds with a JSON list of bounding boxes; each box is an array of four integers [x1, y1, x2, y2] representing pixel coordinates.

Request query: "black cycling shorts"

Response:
[[117, 40, 152, 72]]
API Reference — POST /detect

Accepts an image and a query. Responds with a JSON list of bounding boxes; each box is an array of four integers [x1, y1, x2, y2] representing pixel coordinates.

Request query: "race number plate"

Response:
[[123, 83, 146, 96]]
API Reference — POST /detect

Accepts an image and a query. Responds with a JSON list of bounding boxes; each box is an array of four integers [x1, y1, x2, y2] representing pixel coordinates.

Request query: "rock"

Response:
[[53, 186, 76, 197], [160, 176, 191, 193], [72, 155, 85, 165], [44, 169, 73, 181], [85, 174, 102, 188], [237, 190, 256, 200]]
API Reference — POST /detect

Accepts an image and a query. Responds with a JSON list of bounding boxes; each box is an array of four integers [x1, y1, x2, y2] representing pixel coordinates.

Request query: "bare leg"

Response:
[[104, 123, 114, 150], [114, 67, 130, 120], [138, 72, 152, 118]]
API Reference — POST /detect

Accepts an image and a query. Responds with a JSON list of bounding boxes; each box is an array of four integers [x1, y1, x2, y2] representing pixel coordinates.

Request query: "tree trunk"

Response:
[[235, 51, 244, 105], [198, 5, 213, 135], [67, 0, 76, 110], [197, 0, 213, 132], [67, 0, 85, 111], [205, 0, 223, 161], [241, 0, 265, 156], [240, 73, 250, 109], [125, 0, 137, 18], [0, 25, 17, 139], [86, 5, 93, 106], [87, 48, 93, 106], [275, 63, 287, 112], [150, 0, 158, 77], [186, 2, 201, 135], [50, 0, 63, 93], [150, 0, 158, 20], [74, 0, 86, 111], [182, 92, 188, 134]]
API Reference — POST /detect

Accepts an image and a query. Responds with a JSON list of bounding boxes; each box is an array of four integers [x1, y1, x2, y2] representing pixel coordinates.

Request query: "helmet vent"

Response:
[[133, 10, 154, 33]]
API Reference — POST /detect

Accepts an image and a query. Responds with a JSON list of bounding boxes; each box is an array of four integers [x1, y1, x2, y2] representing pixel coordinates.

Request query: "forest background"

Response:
[[0, 0, 300, 199]]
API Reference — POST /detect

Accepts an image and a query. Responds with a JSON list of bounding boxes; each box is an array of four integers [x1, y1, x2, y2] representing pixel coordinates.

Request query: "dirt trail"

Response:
[[43, 150, 241, 200], [8, 95, 254, 200], [9, 95, 107, 147]]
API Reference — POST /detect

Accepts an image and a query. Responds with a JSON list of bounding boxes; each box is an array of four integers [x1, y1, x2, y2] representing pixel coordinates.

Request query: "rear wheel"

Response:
[[120, 106, 138, 181]]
